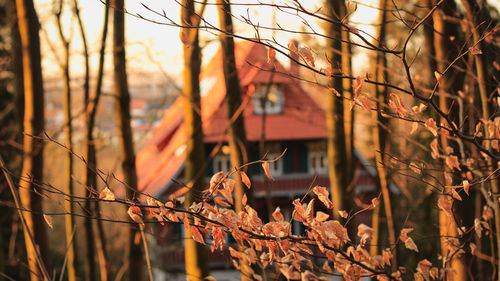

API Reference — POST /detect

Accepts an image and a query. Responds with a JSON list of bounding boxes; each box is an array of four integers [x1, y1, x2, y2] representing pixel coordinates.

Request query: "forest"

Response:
[[0, 0, 499, 280]]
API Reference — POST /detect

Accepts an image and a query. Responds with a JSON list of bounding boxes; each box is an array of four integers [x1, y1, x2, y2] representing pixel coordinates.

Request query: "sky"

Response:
[[37, 0, 499, 85], [37, 0, 381, 83]]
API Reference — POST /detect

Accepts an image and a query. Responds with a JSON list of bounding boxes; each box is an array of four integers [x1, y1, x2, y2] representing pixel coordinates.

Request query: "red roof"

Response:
[[137, 41, 330, 196], [130, 99, 147, 109]]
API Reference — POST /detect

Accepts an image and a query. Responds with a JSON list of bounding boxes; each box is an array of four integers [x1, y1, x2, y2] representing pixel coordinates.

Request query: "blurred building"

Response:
[[136, 41, 388, 280]]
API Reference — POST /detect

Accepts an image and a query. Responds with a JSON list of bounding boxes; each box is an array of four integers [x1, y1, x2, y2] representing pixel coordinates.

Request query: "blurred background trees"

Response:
[[0, 0, 498, 280]]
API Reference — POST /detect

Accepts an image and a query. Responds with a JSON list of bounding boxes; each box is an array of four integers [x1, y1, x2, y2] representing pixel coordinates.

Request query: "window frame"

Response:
[[308, 151, 328, 175], [213, 154, 231, 172], [265, 153, 284, 177], [252, 83, 284, 115]]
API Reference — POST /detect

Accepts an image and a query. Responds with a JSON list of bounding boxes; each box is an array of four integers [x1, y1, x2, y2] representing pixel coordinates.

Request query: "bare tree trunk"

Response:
[[340, 2, 355, 193], [216, 2, 255, 279], [461, 0, 500, 278], [54, 2, 77, 280], [324, 0, 349, 218], [77, 0, 111, 279], [111, 0, 143, 280], [88, 4, 111, 281], [76, 0, 97, 276], [0, 2, 19, 276], [433, 0, 470, 279], [15, 0, 51, 279], [368, 0, 397, 268], [6, 3, 27, 280], [422, 0, 437, 85], [181, 1, 209, 280], [216, 0, 249, 215]]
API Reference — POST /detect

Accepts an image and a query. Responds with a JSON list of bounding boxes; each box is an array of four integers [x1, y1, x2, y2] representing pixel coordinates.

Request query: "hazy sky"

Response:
[[37, 0, 384, 84], [38, 0, 499, 85]]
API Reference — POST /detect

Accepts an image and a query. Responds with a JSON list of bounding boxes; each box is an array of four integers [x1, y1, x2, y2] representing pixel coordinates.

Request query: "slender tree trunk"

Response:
[[216, 2, 255, 279], [77, 0, 96, 278], [433, 0, 470, 279], [324, 0, 349, 218], [216, 0, 249, 214], [111, 1, 143, 280], [181, 1, 209, 280], [15, 0, 50, 279], [55, 3, 77, 280], [85, 1, 111, 279], [423, 0, 437, 86], [340, 2, 355, 193], [0, 2, 13, 275], [1, 3, 26, 278], [7, 0, 24, 127], [77, 0, 111, 279], [7, 3, 27, 280], [368, 0, 397, 268], [461, 0, 500, 278]]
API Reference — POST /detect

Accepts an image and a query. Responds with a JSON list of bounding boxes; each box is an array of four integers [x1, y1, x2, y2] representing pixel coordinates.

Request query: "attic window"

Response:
[[253, 84, 284, 114], [308, 151, 328, 175], [265, 153, 283, 177], [213, 154, 231, 172]]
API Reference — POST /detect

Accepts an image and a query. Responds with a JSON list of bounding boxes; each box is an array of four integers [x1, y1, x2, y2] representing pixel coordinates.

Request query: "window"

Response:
[[213, 154, 231, 172], [308, 151, 328, 175], [253, 84, 284, 114], [171, 223, 185, 247], [265, 153, 283, 177], [292, 220, 307, 236]]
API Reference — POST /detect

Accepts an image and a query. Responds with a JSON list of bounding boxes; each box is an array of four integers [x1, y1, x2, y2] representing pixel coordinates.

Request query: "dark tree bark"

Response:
[[324, 0, 349, 218], [111, 0, 143, 280], [433, 0, 471, 279], [216, 0, 249, 213], [15, 0, 51, 279], [76, 0, 111, 279], [340, 2, 355, 195], [181, 0, 209, 279], [54, 2, 77, 279], [1, 3, 25, 279], [368, 0, 397, 268], [0, 2, 20, 276], [216, 1, 255, 279], [460, 0, 500, 278]]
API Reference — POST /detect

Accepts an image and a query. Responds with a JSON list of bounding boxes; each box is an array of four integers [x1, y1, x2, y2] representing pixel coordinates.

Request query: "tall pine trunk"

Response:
[[15, 0, 50, 279], [111, 0, 143, 280]]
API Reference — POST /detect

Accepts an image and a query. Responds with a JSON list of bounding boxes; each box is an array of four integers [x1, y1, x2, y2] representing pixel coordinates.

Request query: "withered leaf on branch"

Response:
[[190, 226, 205, 245], [313, 186, 333, 209], [43, 214, 54, 229], [127, 206, 144, 226], [262, 162, 274, 180], [240, 171, 251, 188], [99, 187, 115, 201]]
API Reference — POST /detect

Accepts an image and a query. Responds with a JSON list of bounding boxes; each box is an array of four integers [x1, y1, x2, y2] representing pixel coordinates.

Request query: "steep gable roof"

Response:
[[136, 41, 328, 196]]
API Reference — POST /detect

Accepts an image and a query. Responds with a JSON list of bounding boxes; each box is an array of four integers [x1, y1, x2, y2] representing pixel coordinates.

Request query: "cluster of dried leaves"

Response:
[[85, 164, 447, 281]]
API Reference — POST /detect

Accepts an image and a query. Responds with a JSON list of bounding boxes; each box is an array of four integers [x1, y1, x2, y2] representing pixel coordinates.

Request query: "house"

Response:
[[136, 41, 380, 280]]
